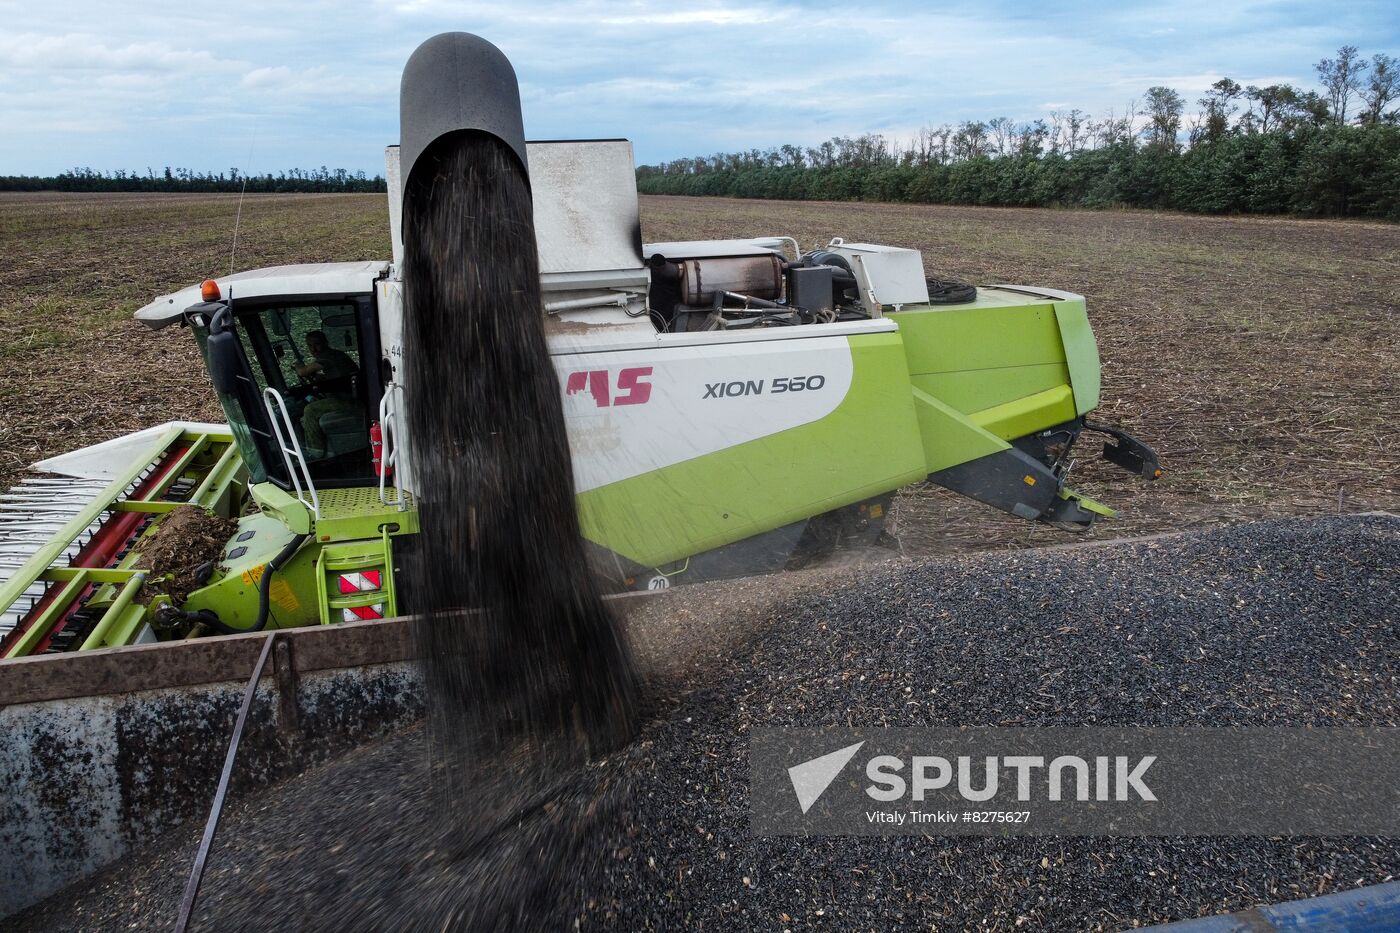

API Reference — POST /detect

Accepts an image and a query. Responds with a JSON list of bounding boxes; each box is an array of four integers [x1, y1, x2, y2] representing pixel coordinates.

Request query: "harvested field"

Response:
[[14, 514, 1399, 931], [2, 192, 1397, 555]]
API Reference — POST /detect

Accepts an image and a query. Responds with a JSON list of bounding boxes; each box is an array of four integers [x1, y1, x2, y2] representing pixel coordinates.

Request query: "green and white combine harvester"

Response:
[[0, 46, 1160, 659]]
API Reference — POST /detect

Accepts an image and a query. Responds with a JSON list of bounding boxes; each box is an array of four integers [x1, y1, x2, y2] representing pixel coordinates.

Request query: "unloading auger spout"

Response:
[[397, 31, 642, 777], [399, 31, 530, 201]]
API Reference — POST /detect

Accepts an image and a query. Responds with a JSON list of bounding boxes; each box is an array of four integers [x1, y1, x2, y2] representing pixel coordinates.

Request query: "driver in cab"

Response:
[[296, 330, 359, 453], [296, 330, 357, 382]]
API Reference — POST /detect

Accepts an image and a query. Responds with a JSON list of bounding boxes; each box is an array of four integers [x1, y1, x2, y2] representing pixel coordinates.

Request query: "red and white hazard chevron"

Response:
[[337, 570, 383, 594], [341, 603, 385, 622]]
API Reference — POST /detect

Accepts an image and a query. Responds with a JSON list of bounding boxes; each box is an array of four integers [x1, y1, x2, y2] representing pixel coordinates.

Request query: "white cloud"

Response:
[[0, 0, 1396, 174], [599, 8, 787, 26], [0, 33, 219, 73], [241, 66, 296, 89]]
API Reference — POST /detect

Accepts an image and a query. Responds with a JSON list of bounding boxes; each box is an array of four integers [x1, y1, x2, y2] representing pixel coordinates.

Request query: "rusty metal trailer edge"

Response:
[[1, 617, 425, 919], [0, 593, 663, 921]]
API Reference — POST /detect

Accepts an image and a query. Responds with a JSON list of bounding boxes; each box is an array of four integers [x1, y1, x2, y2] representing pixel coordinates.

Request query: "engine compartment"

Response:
[[382, 139, 978, 340], [644, 237, 975, 333]]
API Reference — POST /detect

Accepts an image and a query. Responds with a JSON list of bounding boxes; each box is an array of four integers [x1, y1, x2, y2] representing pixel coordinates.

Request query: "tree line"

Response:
[[0, 166, 387, 194], [636, 46, 1400, 220]]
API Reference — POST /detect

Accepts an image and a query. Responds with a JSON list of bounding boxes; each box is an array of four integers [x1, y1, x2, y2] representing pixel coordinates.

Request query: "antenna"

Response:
[[229, 128, 256, 275]]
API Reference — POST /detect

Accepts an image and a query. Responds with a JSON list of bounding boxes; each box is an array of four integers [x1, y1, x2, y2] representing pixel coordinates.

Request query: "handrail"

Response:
[[261, 388, 321, 519], [377, 383, 407, 511]]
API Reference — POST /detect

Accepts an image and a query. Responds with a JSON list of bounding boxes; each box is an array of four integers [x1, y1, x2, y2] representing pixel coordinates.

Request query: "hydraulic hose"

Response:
[[196, 532, 309, 636], [251, 532, 310, 632], [925, 277, 977, 304]]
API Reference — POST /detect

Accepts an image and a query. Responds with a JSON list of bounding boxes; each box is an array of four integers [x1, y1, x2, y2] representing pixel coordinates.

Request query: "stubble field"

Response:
[[1, 191, 1396, 554]]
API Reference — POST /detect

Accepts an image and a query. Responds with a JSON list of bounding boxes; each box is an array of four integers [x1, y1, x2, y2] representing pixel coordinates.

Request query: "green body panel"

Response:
[[183, 487, 414, 633], [892, 292, 1066, 375], [889, 291, 1076, 415], [971, 385, 1078, 440], [181, 513, 306, 630], [251, 482, 314, 535], [1052, 300, 1101, 415], [913, 363, 1070, 417], [879, 287, 1097, 476], [887, 288, 1100, 475], [577, 331, 927, 567], [908, 386, 1010, 474]]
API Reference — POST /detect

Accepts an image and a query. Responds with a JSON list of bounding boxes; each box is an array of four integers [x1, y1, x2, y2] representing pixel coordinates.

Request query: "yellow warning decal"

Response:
[[269, 578, 300, 612]]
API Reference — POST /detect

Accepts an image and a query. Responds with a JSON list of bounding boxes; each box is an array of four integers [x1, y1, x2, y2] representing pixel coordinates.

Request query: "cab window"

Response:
[[236, 299, 377, 483]]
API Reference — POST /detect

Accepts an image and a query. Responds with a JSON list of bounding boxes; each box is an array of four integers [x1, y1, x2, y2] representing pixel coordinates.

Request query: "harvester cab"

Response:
[[0, 31, 1161, 659], [190, 274, 386, 486]]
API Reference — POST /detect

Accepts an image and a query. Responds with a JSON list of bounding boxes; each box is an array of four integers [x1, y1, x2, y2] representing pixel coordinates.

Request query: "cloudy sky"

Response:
[[2, 0, 1397, 176]]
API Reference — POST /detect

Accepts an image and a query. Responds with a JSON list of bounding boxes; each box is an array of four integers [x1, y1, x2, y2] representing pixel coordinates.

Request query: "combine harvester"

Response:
[[0, 36, 1160, 660]]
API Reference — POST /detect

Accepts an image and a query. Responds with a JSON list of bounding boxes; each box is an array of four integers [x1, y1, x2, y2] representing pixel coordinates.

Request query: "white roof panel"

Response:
[[135, 261, 389, 330]]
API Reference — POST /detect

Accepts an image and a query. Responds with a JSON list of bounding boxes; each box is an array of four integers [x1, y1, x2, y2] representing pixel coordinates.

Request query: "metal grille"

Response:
[[0, 471, 148, 639]]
